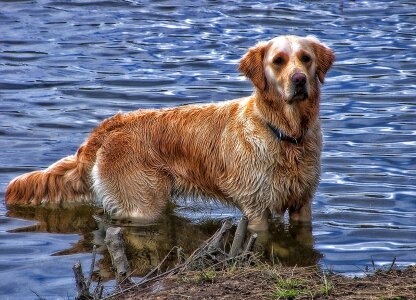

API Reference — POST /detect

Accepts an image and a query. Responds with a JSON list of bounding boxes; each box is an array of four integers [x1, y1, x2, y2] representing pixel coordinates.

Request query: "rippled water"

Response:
[[1, 1, 415, 298]]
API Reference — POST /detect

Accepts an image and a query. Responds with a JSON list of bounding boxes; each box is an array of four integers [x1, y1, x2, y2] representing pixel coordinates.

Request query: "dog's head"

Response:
[[239, 35, 335, 104]]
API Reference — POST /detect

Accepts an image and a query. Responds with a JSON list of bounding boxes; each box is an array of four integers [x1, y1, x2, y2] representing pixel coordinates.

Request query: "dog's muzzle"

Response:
[[289, 72, 308, 103]]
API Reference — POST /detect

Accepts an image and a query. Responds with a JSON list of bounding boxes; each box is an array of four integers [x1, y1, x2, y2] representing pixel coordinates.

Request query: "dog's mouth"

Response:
[[288, 88, 308, 104]]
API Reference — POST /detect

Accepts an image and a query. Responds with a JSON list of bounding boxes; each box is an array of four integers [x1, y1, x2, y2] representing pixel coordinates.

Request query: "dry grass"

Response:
[[105, 254, 415, 300]]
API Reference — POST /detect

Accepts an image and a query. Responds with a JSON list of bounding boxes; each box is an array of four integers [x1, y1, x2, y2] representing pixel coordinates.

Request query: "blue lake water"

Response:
[[1, 1, 416, 298]]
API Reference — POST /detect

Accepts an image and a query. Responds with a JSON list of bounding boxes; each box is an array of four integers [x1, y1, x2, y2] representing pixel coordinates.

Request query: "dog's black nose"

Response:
[[292, 73, 307, 86]]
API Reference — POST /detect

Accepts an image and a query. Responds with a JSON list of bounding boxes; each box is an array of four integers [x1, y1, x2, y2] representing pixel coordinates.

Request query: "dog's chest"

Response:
[[268, 139, 321, 204], [272, 140, 309, 169], [220, 121, 321, 201]]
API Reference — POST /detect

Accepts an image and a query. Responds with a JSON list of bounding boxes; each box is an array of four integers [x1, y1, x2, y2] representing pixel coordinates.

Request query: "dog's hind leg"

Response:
[[92, 162, 171, 221], [91, 133, 172, 221]]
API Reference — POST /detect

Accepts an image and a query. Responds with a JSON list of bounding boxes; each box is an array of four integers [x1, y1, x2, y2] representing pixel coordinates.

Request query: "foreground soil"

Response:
[[110, 264, 416, 300]]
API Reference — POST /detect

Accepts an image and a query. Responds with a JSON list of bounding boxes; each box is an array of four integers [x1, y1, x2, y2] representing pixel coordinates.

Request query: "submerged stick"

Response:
[[388, 257, 397, 272], [104, 227, 131, 284], [86, 245, 97, 289], [243, 233, 258, 254], [208, 219, 232, 251], [73, 261, 91, 300], [229, 216, 248, 258]]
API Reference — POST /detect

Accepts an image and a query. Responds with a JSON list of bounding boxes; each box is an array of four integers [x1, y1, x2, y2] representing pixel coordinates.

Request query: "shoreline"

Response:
[[109, 263, 416, 300]]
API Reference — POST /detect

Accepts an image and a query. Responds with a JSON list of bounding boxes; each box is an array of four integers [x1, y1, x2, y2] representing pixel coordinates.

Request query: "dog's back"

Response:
[[5, 100, 238, 211]]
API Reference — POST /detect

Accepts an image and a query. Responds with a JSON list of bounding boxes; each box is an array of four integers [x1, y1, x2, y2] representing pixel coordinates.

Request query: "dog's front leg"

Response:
[[289, 200, 312, 222]]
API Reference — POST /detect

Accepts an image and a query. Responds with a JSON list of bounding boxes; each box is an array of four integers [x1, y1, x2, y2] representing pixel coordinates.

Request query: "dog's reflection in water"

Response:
[[254, 219, 321, 267], [7, 206, 321, 279]]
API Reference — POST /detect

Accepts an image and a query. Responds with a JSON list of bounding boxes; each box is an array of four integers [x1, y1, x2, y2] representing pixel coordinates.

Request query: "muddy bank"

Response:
[[108, 264, 415, 300]]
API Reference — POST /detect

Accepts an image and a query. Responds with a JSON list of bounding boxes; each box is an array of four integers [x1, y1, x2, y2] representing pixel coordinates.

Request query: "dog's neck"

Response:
[[252, 88, 320, 140]]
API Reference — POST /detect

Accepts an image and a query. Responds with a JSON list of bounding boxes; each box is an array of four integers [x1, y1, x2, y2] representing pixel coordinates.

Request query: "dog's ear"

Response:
[[239, 42, 269, 91], [307, 36, 335, 84]]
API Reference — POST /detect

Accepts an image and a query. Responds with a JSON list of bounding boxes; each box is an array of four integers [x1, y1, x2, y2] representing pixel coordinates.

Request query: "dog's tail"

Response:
[[5, 114, 124, 206], [5, 144, 96, 207], [5, 113, 126, 207]]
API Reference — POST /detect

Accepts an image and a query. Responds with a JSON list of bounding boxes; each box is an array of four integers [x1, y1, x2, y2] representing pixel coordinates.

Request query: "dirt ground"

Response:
[[109, 264, 416, 300]]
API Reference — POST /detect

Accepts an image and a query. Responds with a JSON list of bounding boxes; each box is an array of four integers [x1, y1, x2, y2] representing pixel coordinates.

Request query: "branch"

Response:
[[229, 216, 248, 258], [104, 227, 132, 284]]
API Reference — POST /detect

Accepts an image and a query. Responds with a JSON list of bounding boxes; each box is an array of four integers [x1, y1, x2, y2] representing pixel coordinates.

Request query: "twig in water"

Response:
[[86, 245, 97, 289], [209, 219, 232, 251], [243, 233, 258, 255], [104, 227, 132, 284], [388, 257, 397, 272], [371, 256, 376, 272], [31, 290, 47, 300], [229, 216, 248, 258], [73, 261, 92, 300]]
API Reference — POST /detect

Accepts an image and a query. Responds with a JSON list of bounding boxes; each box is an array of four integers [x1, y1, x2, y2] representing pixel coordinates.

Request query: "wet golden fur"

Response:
[[5, 35, 334, 230]]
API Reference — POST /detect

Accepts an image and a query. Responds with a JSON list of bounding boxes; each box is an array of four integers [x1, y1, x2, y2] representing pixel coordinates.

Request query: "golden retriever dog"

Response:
[[5, 35, 334, 230]]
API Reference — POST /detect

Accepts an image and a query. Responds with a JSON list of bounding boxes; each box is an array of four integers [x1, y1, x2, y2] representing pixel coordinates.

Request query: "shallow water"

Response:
[[1, 0, 415, 298]]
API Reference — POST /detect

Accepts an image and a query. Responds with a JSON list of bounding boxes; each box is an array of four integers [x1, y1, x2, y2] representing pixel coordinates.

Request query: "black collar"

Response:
[[266, 122, 303, 145]]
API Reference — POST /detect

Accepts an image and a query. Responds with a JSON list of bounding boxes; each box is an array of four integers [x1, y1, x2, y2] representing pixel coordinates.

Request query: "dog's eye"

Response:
[[273, 57, 284, 65], [301, 54, 311, 63]]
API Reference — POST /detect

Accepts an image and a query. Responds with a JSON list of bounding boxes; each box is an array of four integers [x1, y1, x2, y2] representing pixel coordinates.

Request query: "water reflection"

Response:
[[6, 206, 321, 279], [262, 221, 322, 267], [7, 206, 97, 256]]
